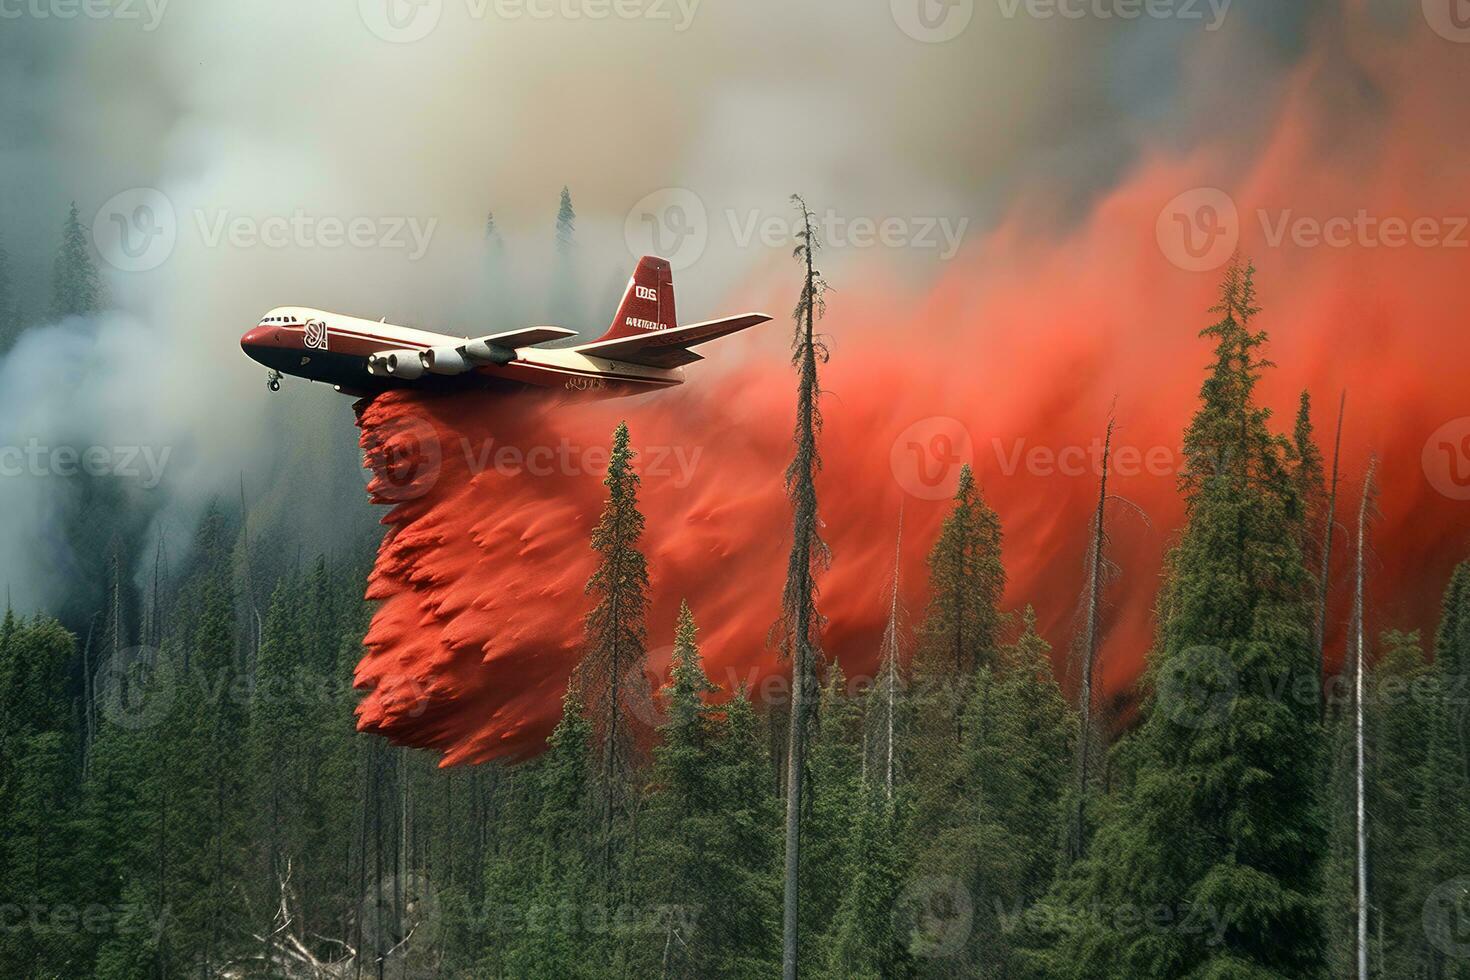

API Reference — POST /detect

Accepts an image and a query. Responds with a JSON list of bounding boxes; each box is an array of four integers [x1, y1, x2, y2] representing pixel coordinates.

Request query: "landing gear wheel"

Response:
[[266, 369, 283, 392]]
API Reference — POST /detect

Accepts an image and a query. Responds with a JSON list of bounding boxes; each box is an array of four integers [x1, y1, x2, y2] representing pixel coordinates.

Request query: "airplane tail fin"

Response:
[[598, 256, 676, 343]]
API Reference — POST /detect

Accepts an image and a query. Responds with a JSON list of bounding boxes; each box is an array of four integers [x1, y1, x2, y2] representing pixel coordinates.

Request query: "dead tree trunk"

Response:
[[781, 194, 829, 980], [1352, 456, 1376, 980], [1317, 391, 1346, 716], [1069, 413, 1113, 862]]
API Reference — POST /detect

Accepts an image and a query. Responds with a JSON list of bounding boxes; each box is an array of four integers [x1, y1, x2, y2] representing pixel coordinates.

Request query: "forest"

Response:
[[1, 200, 1469, 980]]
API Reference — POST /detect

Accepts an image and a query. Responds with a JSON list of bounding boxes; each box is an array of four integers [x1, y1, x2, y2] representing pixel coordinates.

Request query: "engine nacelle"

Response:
[[461, 339, 517, 366], [367, 349, 426, 380], [420, 346, 472, 375]]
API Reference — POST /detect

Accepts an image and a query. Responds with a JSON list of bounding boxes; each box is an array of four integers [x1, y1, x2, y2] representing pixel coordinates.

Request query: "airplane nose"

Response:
[[240, 326, 271, 361]]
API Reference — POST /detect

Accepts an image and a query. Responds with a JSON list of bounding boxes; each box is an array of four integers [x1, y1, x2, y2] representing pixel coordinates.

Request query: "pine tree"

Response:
[[577, 420, 653, 890], [800, 661, 863, 972], [1057, 257, 1325, 977], [505, 686, 597, 980], [550, 186, 582, 329], [1436, 559, 1470, 778], [910, 607, 1072, 975], [53, 201, 100, 318], [1290, 391, 1330, 673], [911, 463, 1005, 744], [0, 235, 21, 349], [780, 193, 830, 980], [641, 603, 779, 978], [822, 783, 908, 980], [0, 616, 83, 977]]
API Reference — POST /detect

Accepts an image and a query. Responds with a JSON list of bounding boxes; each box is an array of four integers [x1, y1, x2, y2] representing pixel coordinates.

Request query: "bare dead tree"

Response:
[[863, 508, 905, 799], [779, 193, 830, 980], [1067, 412, 1114, 861], [1317, 391, 1346, 717], [1350, 456, 1377, 980]]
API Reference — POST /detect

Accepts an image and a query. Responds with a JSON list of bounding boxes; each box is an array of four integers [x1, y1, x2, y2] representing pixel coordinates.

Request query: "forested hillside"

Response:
[[1, 234, 1468, 980]]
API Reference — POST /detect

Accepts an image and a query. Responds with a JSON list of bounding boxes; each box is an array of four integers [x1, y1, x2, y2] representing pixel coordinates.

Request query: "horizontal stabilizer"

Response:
[[572, 314, 771, 368], [473, 326, 578, 349]]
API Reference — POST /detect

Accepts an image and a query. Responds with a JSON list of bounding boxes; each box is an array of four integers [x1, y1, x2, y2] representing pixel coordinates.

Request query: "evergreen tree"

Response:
[[53, 201, 100, 318], [911, 463, 1005, 744], [822, 782, 908, 979], [1290, 392, 1329, 670], [641, 603, 779, 978], [0, 235, 20, 349], [1056, 257, 1325, 977], [550, 186, 582, 328], [1435, 559, 1470, 777], [911, 607, 1073, 976], [576, 420, 653, 889], [505, 686, 598, 979], [0, 615, 83, 977], [799, 661, 863, 972]]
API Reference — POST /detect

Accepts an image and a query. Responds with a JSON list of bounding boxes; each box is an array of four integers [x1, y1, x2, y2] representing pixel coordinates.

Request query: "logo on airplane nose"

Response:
[[360, 0, 442, 43], [1156, 187, 1239, 272], [93, 188, 177, 273]]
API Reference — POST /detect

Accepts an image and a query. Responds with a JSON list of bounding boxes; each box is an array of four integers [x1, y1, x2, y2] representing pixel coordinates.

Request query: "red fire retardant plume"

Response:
[[354, 19, 1470, 764]]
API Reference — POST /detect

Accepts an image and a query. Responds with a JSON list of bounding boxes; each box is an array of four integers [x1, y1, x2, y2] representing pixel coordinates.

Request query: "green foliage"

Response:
[[52, 201, 100, 319], [1054, 257, 1326, 978]]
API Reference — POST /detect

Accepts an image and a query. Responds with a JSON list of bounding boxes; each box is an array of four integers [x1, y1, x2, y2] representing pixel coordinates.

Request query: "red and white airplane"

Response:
[[240, 256, 771, 398]]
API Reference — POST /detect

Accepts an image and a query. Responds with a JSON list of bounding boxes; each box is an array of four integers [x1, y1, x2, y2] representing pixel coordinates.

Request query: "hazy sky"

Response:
[[0, 0, 1414, 608]]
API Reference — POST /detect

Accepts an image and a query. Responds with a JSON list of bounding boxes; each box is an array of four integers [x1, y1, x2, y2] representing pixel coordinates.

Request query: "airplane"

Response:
[[239, 256, 771, 398]]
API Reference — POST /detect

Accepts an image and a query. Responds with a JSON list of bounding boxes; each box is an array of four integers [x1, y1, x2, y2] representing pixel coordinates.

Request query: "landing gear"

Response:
[[266, 369, 283, 392]]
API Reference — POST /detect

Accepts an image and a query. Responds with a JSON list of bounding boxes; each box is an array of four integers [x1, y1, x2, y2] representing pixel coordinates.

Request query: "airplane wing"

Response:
[[569, 314, 772, 368], [472, 326, 578, 348]]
